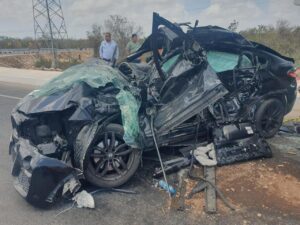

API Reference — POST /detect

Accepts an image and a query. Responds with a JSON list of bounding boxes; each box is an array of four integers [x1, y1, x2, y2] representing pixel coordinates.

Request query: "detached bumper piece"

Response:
[[10, 138, 80, 208], [213, 123, 272, 166]]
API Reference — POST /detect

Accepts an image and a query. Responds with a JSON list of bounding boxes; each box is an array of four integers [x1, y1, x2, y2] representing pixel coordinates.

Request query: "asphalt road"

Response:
[[0, 82, 299, 225], [0, 82, 193, 225]]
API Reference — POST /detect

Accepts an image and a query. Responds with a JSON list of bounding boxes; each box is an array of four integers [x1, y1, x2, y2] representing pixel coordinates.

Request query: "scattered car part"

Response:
[[187, 180, 207, 199], [193, 143, 217, 166], [213, 125, 273, 166], [188, 158, 235, 211], [279, 122, 300, 135], [73, 190, 95, 209], [150, 112, 174, 197], [89, 188, 138, 195], [204, 166, 217, 213], [153, 157, 191, 178]]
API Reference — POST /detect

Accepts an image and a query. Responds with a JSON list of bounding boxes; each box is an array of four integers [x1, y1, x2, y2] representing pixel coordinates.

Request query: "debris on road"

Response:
[[158, 180, 177, 196], [153, 157, 191, 178], [193, 143, 217, 166], [279, 122, 300, 135], [73, 190, 95, 209]]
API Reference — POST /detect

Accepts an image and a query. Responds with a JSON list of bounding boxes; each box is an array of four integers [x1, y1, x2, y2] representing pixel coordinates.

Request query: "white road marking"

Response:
[[0, 94, 22, 100]]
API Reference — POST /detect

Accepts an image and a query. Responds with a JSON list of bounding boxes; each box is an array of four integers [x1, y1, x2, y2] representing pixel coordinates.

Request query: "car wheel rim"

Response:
[[89, 131, 134, 180], [260, 102, 283, 135]]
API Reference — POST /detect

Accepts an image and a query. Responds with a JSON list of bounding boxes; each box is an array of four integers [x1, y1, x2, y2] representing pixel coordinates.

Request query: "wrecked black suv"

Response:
[[9, 13, 297, 207]]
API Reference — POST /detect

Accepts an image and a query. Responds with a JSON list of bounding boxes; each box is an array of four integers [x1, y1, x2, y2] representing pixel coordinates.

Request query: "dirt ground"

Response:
[[150, 133, 300, 225], [0, 49, 93, 69]]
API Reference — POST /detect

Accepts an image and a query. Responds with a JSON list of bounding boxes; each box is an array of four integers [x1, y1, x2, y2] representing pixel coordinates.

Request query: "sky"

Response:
[[0, 0, 299, 39]]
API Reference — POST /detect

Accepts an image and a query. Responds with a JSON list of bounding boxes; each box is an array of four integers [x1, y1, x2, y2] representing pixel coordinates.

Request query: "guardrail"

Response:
[[0, 48, 90, 56]]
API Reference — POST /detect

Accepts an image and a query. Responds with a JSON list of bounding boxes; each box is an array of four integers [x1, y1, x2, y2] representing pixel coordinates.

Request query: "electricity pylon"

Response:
[[32, 0, 68, 68]]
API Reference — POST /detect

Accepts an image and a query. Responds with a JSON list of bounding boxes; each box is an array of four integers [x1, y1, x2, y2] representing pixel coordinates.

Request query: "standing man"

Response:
[[126, 34, 141, 56], [99, 32, 119, 66]]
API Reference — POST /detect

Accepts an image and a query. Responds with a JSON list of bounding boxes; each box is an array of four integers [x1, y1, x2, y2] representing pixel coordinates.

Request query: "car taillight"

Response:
[[287, 67, 300, 79]]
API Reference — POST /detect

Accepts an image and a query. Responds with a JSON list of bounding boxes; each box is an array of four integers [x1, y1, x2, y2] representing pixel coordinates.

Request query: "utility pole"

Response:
[[45, 0, 56, 68], [32, 0, 68, 68]]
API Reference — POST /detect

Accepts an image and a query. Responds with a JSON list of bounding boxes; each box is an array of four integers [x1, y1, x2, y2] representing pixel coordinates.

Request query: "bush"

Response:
[[57, 58, 81, 70], [34, 56, 81, 70], [34, 56, 52, 68], [240, 20, 300, 66]]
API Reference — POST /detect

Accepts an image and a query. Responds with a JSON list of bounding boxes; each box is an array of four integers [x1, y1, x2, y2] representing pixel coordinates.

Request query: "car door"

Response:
[[153, 58, 229, 135]]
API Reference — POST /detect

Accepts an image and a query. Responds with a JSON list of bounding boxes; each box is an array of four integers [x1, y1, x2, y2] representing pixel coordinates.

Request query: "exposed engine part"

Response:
[[209, 97, 241, 123], [213, 124, 272, 166]]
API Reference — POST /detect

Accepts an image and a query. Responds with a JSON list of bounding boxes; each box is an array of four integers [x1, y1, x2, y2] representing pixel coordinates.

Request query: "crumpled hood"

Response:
[[14, 59, 141, 147]]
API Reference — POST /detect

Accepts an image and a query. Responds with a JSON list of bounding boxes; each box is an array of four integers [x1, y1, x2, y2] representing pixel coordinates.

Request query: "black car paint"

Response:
[[9, 13, 297, 207], [10, 137, 80, 208]]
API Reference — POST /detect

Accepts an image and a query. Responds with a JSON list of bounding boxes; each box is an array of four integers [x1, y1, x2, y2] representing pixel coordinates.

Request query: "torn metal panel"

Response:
[[16, 59, 141, 147], [213, 124, 272, 166], [10, 138, 81, 208], [153, 64, 228, 134]]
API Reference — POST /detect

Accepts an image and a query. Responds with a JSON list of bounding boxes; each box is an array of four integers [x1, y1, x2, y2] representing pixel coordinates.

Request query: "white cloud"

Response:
[[190, 0, 300, 31], [0, 0, 299, 38], [190, 0, 264, 30], [203, 3, 221, 15], [0, 0, 33, 37], [267, 0, 300, 26], [64, 0, 188, 38]]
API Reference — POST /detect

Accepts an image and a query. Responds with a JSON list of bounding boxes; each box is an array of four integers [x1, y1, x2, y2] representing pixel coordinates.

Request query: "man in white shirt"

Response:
[[99, 32, 119, 65]]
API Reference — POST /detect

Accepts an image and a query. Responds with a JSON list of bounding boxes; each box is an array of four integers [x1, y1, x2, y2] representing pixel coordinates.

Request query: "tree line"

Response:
[[1, 16, 299, 65], [239, 20, 300, 65]]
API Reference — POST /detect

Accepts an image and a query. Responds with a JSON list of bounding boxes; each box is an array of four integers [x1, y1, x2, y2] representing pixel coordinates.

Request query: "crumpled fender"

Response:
[[10, 138, 81, 208]]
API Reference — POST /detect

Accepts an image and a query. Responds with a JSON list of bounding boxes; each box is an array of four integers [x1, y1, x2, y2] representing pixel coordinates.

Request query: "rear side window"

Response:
[[239, 55, 253, 69]]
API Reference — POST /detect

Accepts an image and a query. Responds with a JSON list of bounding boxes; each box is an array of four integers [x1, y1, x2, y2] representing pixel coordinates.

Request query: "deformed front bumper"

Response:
[[9, 136, 81, 208]]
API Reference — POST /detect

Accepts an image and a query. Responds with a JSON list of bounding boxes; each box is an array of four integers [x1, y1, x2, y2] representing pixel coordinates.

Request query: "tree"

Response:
[[227, 20, 239, 32], [228, 20, 239, 32], [104, 15, 143, 59], [87, 24, 103, 57]]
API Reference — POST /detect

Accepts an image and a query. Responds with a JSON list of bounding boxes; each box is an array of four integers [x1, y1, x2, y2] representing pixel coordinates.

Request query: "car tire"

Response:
[[254, 98, 285, 138], [83, 123, 141, 188]]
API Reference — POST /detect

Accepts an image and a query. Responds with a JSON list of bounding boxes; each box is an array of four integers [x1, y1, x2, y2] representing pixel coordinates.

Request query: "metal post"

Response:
[[204, 166, 217, 213]]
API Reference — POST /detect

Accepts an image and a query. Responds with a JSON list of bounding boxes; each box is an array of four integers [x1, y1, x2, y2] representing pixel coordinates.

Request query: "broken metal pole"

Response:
[[204, 166, 217, 213]]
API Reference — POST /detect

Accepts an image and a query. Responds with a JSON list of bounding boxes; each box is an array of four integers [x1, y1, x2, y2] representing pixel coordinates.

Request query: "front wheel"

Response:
[[83, 124, 141, 188], [254, 98, 285, 138]]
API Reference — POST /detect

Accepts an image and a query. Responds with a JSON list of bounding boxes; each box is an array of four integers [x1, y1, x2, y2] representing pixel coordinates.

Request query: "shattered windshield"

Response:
[[30, 60, 141, 147], [31, 60, 129, 97]]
